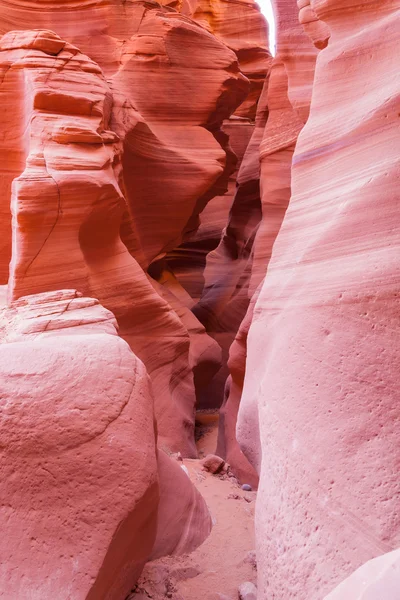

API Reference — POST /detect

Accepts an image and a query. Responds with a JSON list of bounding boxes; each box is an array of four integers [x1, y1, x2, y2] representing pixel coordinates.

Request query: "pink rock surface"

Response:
[[0, 1, 397, 599], [230, 0, 321, 478], [110, 6, 249, 268], [323, 549, 400, 600], [216, 0, 319, 483], [217, 288, 261, 488], [0, 289, 211, 598], [191, 78, 270, 412], [149, 273, 222, 407], [0, 289, 159, 599], [239, 1, 400, 598], [205, 92, 269, 470], [165, 117, 255, 305], [0, 2, 250, 270], [162, 110, 266, 414], [250, 0, 327, 294], [0, 2, 272, 598]]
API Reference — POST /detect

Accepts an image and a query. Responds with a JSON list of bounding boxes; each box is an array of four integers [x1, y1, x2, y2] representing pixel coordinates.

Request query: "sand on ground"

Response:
[[129, 413, 257, 600]]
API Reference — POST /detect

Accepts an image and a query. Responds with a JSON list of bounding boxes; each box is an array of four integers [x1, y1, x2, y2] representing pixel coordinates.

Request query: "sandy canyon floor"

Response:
[[128, 413, 257, 600]]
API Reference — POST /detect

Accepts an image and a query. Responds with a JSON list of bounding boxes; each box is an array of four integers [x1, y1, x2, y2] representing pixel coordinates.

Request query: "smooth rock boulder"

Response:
[[0, 289, 213, 598], [200, 453, 226, 474], [151, 450, 212, 560], [0, 290, 159, 599]]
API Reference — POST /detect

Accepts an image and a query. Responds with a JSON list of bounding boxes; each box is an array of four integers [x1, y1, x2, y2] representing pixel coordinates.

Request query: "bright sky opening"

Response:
[[256, 0, 276, 55]]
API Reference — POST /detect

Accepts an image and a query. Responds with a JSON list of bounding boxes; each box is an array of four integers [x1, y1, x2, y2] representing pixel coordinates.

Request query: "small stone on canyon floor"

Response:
[[238, 581, 258, 600], [241, 484, 252, 491], [200, 453, 225, 474]]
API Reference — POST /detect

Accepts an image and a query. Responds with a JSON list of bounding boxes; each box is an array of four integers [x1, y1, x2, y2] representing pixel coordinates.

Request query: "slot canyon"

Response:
[[0, 1, 399, 599]]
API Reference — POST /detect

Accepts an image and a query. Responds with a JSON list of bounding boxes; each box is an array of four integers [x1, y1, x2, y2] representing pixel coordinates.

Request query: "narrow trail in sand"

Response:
[[130, 413, 257, 600]]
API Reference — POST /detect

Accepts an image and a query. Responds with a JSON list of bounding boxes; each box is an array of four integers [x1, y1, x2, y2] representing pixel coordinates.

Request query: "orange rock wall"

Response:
[[0, 5, 269, 596], [0, 1, 257, 456]]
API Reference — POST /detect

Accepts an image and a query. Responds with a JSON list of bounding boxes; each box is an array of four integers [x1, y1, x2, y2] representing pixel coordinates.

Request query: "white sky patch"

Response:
[[256, 0, 276, 55]]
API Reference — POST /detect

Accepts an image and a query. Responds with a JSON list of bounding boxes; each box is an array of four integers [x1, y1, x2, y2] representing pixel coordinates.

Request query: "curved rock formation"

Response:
[[0, 1, 250, 268], [167, 0, 271, 119], [0, 289, 158, 599], [0, 9, 251, 455], [0, 289, 211, 599], [0, 29, 197, 456], [163, 117, 254, 306], [0, 0, 269, 122], [217, 287, 261, 488], [2, 1, 396, 599], [0, 1, 276, 598], [190, 66, 271, 413], [110, 6, 249, 268], [238, 1, 400, 597], [217, 0, 323, 483], [151, 448, 212, 560]]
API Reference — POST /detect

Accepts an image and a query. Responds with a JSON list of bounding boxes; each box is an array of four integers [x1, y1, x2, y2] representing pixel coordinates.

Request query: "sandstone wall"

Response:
[[0, 1, 258, 455], [238, 1, 400, 597]]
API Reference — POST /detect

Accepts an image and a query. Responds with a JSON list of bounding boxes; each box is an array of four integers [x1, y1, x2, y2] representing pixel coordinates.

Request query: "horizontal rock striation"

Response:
[[165, 0, 272, 119]]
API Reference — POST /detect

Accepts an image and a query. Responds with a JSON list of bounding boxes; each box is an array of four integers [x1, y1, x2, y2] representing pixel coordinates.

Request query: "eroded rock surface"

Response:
[[165, 0, 272, 119], [239, 1, 400, 598], [0, 15, 252, 455], [0, 1, 397, 599], [0, 1, 271, 598], [0, 289, 212, 598], [218, 0, 323, 486]]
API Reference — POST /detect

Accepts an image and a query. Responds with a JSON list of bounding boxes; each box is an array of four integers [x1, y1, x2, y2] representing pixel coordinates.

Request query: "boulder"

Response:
[[200, 454, 226, 474], [0, 289, 213, 597], [0, 290, 158, 599]]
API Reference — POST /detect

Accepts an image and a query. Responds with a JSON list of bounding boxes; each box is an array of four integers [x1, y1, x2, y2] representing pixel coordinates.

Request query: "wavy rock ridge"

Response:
[[0, 0, 399, 599], [236, 1, 400, 599], [0, 9, 253, 456]]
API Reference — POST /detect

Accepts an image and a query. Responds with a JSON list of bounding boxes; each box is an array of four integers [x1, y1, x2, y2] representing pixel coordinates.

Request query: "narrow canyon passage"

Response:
[[128, 413, 258, 600], [0, 1, 399, 600]]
